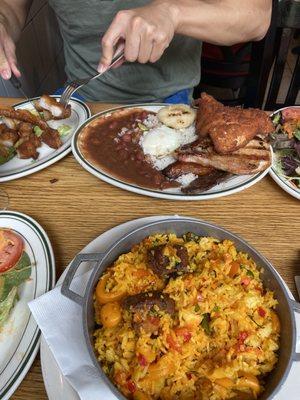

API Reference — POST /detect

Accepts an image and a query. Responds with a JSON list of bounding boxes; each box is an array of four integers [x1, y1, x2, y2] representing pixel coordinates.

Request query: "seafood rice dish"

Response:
[[93, 233, 280, 400]]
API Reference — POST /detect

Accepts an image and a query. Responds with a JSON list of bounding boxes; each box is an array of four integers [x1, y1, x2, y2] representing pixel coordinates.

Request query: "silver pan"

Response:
[[61, 218, 300, 400]]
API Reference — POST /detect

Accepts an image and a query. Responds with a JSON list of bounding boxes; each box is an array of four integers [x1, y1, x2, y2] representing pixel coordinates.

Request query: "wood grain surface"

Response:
[[1, 97, 299, 400]]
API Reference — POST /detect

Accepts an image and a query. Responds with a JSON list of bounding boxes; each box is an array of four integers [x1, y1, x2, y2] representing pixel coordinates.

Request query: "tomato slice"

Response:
[[0, 229, 24, 272]]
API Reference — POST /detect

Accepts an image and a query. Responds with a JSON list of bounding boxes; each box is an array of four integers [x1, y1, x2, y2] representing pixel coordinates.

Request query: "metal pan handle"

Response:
[[290, 299, 300, 362], [61, 253, 104, 306]]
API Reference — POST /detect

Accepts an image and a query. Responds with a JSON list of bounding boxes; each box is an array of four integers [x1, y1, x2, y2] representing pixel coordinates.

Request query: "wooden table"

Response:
[[1, 97, 299, 399]]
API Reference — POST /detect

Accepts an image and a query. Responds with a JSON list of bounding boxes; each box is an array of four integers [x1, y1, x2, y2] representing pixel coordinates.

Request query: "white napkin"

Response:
[[28, 216, 300, 400], [29, 270, 117, 400]]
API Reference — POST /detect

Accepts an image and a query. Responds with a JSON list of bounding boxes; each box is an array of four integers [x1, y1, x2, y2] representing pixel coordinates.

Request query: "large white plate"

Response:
[[269, 106, 300, 200], [0, 96, 91, 182], [72, 104, 271, 201], [0, 210, 55, 400], [40, 216, 300, 400]]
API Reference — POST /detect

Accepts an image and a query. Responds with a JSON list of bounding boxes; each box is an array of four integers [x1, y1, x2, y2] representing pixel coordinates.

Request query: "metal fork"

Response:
[[59, 50, 124, 106]]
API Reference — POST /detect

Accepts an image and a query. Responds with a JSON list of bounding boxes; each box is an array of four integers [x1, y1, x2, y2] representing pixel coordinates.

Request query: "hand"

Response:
[[0, 16, 20, 80], [98, 0, 179, 72]]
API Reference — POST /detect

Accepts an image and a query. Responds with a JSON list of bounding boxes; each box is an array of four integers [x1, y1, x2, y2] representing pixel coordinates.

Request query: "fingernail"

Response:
[[2, 69, 11, 80], [97, 64, 107, 74]]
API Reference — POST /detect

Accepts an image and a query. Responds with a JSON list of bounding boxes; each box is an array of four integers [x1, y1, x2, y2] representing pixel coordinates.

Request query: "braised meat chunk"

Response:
[[195, 93, 274, 154], [123, 291, 175, 333], [148, 244, 190, 278]]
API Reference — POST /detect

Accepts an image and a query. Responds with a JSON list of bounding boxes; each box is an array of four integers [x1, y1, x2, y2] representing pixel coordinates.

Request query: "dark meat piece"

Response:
[[123, 291, 175, 315], [163, 161, 214, 179], [41, 128, 62, 149], [17, 133, 41, 159], [18, 122, 34, 138], [178, 139, 271, 175], [148, 244, 189, 278], [182, 170, 230, 194], [123, 291, 175, 333], [0, 125, 19, 147], [195, 93, 274, 154]]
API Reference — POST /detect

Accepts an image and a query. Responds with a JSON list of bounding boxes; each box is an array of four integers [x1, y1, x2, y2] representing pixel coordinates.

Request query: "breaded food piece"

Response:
[[195, 93, 274, 154], [41, 128, 62, 149], [35, 95, 71, 120], [17, 134, 41, 160]]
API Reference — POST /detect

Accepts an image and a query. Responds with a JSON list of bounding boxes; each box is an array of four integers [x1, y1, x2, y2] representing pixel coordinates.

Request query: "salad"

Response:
[[270, 107, 300, 190], [0, 229, 32, 329]]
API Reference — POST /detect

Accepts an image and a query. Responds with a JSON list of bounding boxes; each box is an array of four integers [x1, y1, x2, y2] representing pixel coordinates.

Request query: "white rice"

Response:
[[175, 173, 198, 186]]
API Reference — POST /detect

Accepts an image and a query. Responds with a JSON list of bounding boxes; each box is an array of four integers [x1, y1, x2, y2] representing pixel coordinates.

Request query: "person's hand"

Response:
[[0, 16, 20, 79], [98, 0, 179, 72]]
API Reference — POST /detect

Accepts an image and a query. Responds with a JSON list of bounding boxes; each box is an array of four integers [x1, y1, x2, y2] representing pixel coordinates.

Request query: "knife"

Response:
[[9, 73, 44, 119], [295, 276, 300, 300]]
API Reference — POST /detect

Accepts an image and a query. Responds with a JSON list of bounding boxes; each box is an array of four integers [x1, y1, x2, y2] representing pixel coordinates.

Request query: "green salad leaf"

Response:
[[0, 145, 16, 165], [272, 112, 281, 125], [0, 252, 31, 304], [0, 287, 18, 329]]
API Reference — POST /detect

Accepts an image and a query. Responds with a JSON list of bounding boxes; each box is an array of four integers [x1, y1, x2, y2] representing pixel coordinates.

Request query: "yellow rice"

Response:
[[93, 234, 280, 400]]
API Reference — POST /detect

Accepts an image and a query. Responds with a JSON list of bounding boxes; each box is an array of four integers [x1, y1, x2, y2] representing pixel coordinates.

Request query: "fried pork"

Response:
[[0, 124, 19, 147], [41, 128, 62, 149], [195, 93, 274, 154], [35, 95, 71, 120], [17, 134, 41, 159], [178, 138, 271, 175]]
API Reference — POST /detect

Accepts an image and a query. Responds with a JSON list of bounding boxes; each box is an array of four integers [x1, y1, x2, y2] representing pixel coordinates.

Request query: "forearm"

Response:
[[166, 0, 272, 45], [0, 0, 31, 41]]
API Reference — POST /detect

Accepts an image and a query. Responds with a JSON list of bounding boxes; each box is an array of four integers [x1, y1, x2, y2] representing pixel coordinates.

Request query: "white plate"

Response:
[[0, 210, 55, 400], [72, 104, 271, 201], [0, 96, 91, 182], [40, 216, 300, 400], [269, 106, 300, 200]]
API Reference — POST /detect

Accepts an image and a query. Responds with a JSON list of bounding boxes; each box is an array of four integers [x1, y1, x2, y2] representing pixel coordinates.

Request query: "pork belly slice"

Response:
[[17, 134, 41, 160], [35, 95, 71, 120], [195, 93, 274, 154], [182, 170, 230, 194], [41, 128, 62, 149], [163, 161, 214, 179], [178, 139, 272, 175]]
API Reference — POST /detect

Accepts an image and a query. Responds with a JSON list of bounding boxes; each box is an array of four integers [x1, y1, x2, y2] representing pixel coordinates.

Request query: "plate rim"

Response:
[[0, 96, 91, 183], [71, 103, 270, 201], [0, 210, 56, 400], [269, 106, 300, 200]]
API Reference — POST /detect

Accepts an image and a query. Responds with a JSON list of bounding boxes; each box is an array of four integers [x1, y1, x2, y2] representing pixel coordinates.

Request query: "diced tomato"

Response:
[[258, 307, 266, 317], [238, 331, 249, 343], [0, 229, 24, 273], [166, 334, 182, 352], [148, 316, 160, 326], [174, 327, 192, 343], [127, 380, 136, 393], [138, 353, 148, 367], [241, 277, 251, 286]]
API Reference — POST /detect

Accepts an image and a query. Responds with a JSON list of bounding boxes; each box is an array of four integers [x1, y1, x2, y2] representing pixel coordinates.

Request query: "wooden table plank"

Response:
[[1, 97, 299, 400]]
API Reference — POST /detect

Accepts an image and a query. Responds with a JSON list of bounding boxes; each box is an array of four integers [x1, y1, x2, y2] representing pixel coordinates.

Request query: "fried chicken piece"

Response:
[[2, 116, 20, 130], [35, 95, 71, 120], [163, 161, 214, 179], [41, 128, 62, 149], [0, 124, 19, 147], [0, 107, 50, 130], [17, 134, 41, 159], [18, 122, 34, 138], [178, 139, 272, 175], [195, 93, 274, 154]]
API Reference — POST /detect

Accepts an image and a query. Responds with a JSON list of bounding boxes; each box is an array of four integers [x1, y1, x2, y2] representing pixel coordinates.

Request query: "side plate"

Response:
[[0, 210, 55, 399]]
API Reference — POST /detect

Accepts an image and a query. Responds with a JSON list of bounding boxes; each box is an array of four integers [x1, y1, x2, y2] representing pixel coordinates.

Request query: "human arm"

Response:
[[99, 0, 272, 70], [0, 0, 32, 79]]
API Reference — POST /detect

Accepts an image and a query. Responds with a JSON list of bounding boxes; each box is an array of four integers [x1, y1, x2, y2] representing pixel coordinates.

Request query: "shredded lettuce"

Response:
[[272, 112, 281, 125], [34, 126, 43, 137], [57, 124, 71, 137]]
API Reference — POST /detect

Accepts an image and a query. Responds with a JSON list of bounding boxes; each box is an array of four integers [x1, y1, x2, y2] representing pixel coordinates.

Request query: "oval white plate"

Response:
[[40, 216, 300, 400], [0, 210, 55, 400], [0, 96, 91, 182], [269, 106, 300, 200], [72, 104, 271, 201]]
